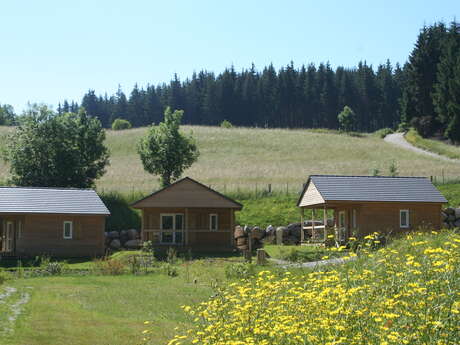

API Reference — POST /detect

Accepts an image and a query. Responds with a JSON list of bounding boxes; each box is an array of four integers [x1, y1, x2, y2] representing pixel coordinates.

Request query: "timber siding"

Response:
[[298, 175, 446, 242], [132, 177, 242, 251], [15, 214, 106, 257], [0, 187, 109, 257]]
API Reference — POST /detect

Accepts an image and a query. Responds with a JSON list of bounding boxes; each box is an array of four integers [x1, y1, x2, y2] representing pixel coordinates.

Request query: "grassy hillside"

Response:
[[0, 125, 459, 194], [405, 128, 460, 160]]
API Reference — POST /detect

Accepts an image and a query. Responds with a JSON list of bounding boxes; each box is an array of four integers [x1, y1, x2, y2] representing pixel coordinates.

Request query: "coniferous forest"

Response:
[[7, 21, 460, 140]]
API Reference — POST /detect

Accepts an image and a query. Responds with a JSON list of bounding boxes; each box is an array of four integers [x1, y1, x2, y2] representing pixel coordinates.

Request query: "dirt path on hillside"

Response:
[[384, 132, 459, 163]]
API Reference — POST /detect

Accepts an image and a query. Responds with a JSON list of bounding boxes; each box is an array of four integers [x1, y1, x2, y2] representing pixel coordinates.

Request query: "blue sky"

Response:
[[0, 0, 458, 112]]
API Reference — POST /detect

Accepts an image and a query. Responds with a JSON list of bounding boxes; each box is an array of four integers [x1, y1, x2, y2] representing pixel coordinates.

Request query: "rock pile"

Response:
[[442, 208, 460, 229], [234, 225, 266, 251], [105, 229, 141, 250]]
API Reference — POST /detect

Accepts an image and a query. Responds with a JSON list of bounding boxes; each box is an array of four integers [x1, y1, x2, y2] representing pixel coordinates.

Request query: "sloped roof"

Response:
[[131, 177, 243, 209], [0, 187, 110, 215], [298, 175, 447, 206]]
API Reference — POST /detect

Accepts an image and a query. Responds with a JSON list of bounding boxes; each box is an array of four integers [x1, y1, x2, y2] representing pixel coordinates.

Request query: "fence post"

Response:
[[268, 184, 271, 193]]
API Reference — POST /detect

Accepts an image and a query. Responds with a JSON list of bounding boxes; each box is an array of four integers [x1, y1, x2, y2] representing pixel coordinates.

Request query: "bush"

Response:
[[93, 258, 126, 275], [373, 127, 393, 138], [410, 116, 437, 138], [111, 118, 132, 130], [161, 262, 179, 277], [220, 120, 233, 129], [397, 121, 409, 132]]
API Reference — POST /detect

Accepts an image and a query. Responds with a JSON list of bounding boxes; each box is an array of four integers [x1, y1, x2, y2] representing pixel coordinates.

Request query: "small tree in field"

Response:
[[138, 107, 199, 187], [111, 118, 132, 130], [4, 105, 109, 188], [337, 106, 357, 132]]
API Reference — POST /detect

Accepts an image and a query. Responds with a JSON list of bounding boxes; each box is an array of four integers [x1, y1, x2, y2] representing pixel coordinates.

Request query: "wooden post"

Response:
[[256, 249, 267, 265], [140, 209, 144, 243], [185, 208, 189, 246], [323, 205, 327, 241], [247, 228, 252, 263], [230, 209, 234, 246], [268, 184, 272, 193], [300, 208, 305, 243], [312, 208, 315, 240]]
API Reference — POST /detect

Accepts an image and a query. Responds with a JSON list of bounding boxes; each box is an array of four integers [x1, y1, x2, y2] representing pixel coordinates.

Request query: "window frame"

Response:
[[160, 213, 184, 244], [209, 213, 218, 231], [63, 221, 73, 240], [400, 209, 410, 228]]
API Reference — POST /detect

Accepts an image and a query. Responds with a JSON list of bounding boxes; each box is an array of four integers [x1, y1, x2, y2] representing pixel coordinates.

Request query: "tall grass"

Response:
[[0, 125, 459, 194], [405, 128, 460, 160]]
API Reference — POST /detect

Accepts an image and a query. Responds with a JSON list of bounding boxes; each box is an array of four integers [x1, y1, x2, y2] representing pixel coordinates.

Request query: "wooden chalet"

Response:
[[0, 187, 110, 257], [298, 175, 447, 243], [131, 177, 243, 251]]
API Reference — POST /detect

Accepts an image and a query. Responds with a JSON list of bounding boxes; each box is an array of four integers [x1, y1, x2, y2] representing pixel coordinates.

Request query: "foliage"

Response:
[[373, 127, 393, 138], [161, 262, 179, 277], [337, 105, 357, 132], [100, 191, 142, 231], [138, 107, 199, 187], [4, 105, 109, 188], [224, 262, 255, 279], [388, 160, 399, 177], [220, 120, 233, 128], [76, 60, 403, 132], [0, 268, 11, 285], [0, 104, 16, 125], [163, 231, 460, 345], [405, 128, 460, 159], [92, 258, 126, 275], [410, 116, 438, 138], [111, 118, 132, 130]]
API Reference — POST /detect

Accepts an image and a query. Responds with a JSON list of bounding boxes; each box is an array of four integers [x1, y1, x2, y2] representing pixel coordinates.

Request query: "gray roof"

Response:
[[0, 187, 110, 215], [305, 175, 447, 204]]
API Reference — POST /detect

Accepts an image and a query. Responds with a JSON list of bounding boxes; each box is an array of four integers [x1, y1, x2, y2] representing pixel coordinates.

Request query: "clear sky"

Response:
[[0, 0, 458, 112]]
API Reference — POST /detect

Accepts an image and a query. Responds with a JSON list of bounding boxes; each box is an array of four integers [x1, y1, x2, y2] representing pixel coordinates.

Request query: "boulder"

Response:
[[119, 230, 129, 244], [127, 229, 139, 240], [445, 207, 455, 215], [265, 225, 275, 236], [109, 239, 121, 249], [443, 222, 451, 229], [441, 212, 448, 221], [275, 227, 286, 245], [455, 209, 460, 219], [107, 231, 120, 239], [454, 219, 460, 228], [448, 215, 456, 222], [251, 227, 265, 240], [125, 239, 142, 249]]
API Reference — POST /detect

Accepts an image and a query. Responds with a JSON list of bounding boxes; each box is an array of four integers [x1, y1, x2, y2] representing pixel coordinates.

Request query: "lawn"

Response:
[[1, 125, 460, 194], [0, 255, 254, 345], [264, 244, 347, 262]]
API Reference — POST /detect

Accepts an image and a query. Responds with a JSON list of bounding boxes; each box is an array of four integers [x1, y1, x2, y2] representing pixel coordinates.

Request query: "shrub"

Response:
[[161, 262, 179, 277], [111, 118, 132, 130], [410, 116, 437, 138], [220, 120, 233, 129], [397, 121, 409, 132], [93, 258, 126, 275], [373, 127, 393, 138]]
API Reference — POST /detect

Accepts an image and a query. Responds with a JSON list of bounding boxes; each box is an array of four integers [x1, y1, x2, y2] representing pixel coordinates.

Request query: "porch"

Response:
[[300, 203, 359, 244], [141, 207, 235, 248], [0, 216, 23, 256]]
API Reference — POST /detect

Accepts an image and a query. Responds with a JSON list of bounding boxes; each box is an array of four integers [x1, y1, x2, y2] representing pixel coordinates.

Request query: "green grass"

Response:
[[405, 128, 460, 160], [1, 125, 459, 194], [0, 255, 257, 345], [264, 244, 346, 262]]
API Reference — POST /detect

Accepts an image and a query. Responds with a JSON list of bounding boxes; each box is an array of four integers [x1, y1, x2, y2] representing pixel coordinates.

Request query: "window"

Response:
[[400, 210, 409, 228], [160, 214, 184, 244], [210, 214, 218, 231], [63, 221, 73, 239]]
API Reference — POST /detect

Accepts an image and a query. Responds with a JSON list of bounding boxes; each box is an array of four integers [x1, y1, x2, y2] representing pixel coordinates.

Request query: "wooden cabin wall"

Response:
[[15, 214, 105, 257]]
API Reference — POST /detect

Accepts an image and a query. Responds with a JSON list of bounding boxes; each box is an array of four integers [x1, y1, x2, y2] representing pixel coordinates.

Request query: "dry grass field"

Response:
[[0, 125, 459, 193]]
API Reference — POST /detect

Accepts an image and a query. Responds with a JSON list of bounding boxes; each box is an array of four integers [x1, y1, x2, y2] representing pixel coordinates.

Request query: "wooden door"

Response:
[[2, 221, 15, 253]]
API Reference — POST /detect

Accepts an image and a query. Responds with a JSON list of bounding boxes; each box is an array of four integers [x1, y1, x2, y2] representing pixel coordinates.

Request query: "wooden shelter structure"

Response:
[[297, 175, 447, 243], [0, 187, 109, 257], [131, 177, 243, 251]]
